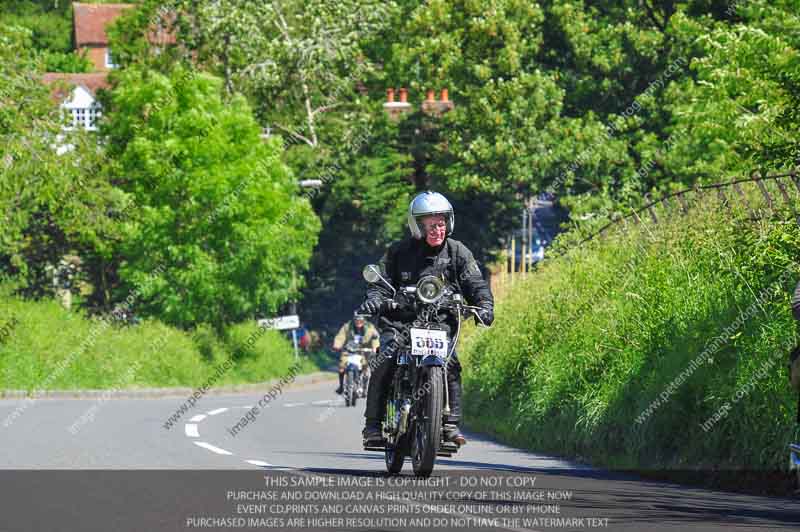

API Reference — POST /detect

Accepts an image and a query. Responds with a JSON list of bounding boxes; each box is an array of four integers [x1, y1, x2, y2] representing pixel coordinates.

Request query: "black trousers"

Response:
[[364, 327, 462, 426]]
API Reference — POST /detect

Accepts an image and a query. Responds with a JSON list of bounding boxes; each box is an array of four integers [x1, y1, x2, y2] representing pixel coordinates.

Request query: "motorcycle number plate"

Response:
[[346, 354, 363, 367], [410, 328, 448, 357]]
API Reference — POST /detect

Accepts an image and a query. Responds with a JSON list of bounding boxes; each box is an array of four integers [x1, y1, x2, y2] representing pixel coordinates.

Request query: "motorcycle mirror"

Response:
[[362, 264, 397, 296], [363, 264, 381, 283]]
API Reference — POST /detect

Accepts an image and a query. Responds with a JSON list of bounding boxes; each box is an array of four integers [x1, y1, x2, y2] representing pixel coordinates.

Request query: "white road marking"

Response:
[[238, 405, 254, 409], [311, 400, 333, 405], [189, 414, 207, 422], [245, 459, 274, 467], [207, 408, 228, 416], [194, 441, 233, 455], [284, 402, 305, 407], [185, 424, 200, 438]]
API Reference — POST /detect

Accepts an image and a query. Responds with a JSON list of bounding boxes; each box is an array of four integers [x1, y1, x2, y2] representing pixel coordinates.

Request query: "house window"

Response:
[[68, 104, 102, 131], [105, 49, 117, 69], [87, 103, 102, 131], [73, 108, 87, 129]]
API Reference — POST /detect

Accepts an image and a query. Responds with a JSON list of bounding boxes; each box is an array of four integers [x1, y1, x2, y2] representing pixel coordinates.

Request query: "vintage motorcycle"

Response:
[[361, 264, 489, 477], [342, 343, 373, 407]]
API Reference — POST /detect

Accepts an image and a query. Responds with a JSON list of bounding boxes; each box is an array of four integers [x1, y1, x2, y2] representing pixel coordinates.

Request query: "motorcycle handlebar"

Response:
[[362, 296, 489, 326]]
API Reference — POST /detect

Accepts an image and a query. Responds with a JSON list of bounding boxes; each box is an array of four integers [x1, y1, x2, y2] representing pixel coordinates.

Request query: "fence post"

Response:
[[776, 178, 795, 215], [717, 187, 730, 210], [510, 236, 516, 285], [732, 182, 755, 219], [755, 179, 774, 211], [676, 192, 689, 214], [790, 170, 800, 195], [647, 204, 658, 224]]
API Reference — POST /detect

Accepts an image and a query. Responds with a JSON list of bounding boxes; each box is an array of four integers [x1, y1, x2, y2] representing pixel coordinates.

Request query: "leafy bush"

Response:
[[462, 199, 800, 471]]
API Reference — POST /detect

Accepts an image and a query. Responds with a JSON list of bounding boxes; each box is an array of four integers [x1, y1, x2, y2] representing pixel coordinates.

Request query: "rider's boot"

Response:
[[335, 370, 343, 395], [362, 419, 383, 443], [443, 424, 467, 446], [444, 359, 467, 445]]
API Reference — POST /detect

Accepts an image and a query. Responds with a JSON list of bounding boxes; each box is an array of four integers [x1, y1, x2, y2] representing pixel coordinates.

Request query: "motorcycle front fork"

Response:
[[442, 364, 450, 418]]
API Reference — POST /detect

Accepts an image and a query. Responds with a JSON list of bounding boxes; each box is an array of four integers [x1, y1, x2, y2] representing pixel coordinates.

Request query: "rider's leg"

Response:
[[357, 354, 368, 394], [443, 353, 467, 445], [363, 328, 402, 440], [336, 354, 345, 394]]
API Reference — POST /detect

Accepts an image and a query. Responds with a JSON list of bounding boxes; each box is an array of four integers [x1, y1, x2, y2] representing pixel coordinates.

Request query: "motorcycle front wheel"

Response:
[[344, 370, 354, 407], [384, 376, 405, 474], [411, 366, 444, 477], [349, 369, 358, 407]]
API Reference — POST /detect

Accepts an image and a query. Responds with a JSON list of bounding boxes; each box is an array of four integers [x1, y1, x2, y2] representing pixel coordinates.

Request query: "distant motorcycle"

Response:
[[342, 344, 373, 408], [361, 264, 490, 477]]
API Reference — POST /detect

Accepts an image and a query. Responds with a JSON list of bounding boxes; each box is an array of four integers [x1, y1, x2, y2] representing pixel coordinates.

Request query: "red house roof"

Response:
[[73, 3, 134, 47], [42, 73, 110, 102]]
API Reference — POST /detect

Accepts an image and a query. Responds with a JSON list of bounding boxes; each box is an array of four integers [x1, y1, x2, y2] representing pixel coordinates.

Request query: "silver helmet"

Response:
[[407, 191, 454, 239]]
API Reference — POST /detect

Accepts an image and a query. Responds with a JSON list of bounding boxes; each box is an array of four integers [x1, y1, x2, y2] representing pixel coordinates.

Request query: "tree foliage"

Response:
[[5, 0, 800, 332], [0, 25, 123, 297], [0, 0, 102, 73], [101, 66, 320, 329]]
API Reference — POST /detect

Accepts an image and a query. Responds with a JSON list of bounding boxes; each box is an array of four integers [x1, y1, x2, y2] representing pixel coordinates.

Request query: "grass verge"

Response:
[[0, 287, 322, 391], [461, 200, 800, 493]]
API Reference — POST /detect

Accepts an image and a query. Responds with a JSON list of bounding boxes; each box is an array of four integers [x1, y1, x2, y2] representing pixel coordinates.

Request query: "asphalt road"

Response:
[[0, 378, 798, 532]]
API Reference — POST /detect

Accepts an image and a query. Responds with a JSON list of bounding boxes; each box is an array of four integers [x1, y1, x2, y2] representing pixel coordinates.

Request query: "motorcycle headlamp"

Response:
[[416, 275, 445, 304]]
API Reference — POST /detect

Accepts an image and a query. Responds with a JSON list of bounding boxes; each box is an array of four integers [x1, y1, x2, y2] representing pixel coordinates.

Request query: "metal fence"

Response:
[[491, 168, 800, 295]]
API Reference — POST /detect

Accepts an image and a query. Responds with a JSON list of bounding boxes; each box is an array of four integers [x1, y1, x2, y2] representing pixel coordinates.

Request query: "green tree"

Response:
[[0, 25, 124, 298], [661, 1, 800, 182], [0, 1, 99, 73], [101, 66, 321, 330], [381, 0, 636, 241], [110, 0, 414, 328]]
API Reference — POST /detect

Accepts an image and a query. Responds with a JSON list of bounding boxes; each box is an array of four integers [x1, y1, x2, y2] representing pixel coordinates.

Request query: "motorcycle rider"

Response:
[[359, 191, 494, 446], [332, 312, 380, 395]]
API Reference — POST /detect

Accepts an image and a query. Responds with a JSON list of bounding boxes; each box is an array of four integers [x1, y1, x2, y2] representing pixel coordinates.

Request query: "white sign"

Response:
[[410, 328, 448, 357], [258, 315, 300, 331]]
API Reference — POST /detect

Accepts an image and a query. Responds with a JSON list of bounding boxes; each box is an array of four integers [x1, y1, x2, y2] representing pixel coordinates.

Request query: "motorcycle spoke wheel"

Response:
[[344, 372, 353, 407], [411, 366, 443, 477], [384, 382, 404, 474]]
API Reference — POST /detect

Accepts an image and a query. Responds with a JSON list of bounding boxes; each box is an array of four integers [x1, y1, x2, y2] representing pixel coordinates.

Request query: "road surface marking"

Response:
[[189, 414, 207, 422], [194, 441, 233, 455], [185, 423, 199, 438], [238, 405, 254, 409], [311, 400, 333, 405], [207, 408, 228, 416], [284, 402, 305, 407], [245, 459, 274, 467]]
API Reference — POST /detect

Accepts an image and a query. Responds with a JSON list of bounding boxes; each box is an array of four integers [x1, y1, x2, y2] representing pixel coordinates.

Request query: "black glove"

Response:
[[359, 298, 384, 315], [476, 307, 494, 326]]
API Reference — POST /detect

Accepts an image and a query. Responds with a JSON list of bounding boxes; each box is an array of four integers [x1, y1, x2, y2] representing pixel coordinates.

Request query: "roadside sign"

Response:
[[258, 315, 300, 331]]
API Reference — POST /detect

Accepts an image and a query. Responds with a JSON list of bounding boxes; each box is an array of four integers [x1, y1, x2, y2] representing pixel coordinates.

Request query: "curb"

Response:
[[0, 370, 338, 400]]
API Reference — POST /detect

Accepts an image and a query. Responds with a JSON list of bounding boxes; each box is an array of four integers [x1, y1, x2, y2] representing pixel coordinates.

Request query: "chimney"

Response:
[[383, 86, 411, 120], [421, 87, 453, 115]]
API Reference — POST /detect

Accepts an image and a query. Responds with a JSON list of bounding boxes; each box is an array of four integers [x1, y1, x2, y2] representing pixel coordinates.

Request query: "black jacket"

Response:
[[366, 236, 494, 330]]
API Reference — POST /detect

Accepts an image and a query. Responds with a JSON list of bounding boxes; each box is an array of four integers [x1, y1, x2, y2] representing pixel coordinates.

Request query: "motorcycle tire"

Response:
[[344, 371, 354, 407], [411, 366, 444, 477], [384, 377, 405, 474]]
